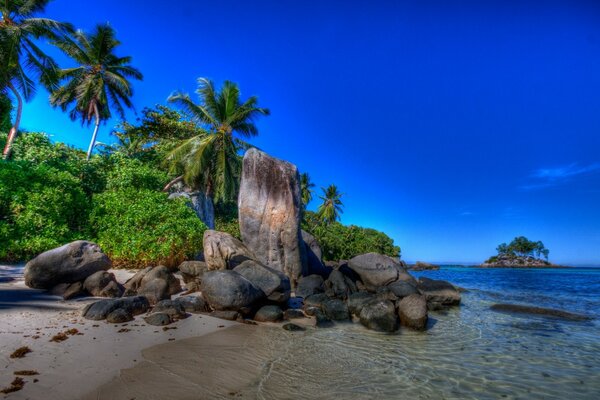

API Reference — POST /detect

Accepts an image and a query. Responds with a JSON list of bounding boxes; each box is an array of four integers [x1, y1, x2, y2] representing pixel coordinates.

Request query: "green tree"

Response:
[[0, 0, 72, 159], [50, 24, 143, 160], [0, 94, 12, 132], [317, 184, 344, 225], [166, 78, 270, 202], [300, 172, 315, 210], [493, 236, 549, 261]]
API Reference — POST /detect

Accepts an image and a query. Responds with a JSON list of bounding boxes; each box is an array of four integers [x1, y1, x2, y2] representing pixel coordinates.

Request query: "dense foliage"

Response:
[[303, 211, 400, 261], [0, 95, 11, 132], [488, 236, 550, 262], [90, 189, 206, 268]]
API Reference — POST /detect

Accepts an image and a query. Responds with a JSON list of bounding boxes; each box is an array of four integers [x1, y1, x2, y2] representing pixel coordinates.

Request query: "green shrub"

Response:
[[303, 211, 400, 261], [0, 161, 89, 261], [90, 189, 206, 268], [214, 201, 241, 239], [105, 156, 168, 191]]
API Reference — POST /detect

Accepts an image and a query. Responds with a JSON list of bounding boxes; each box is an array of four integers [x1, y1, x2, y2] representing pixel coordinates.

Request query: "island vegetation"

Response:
[[481, 236, 560, 268]]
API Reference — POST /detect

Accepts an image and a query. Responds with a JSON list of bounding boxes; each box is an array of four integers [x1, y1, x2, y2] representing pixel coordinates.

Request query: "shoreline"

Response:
[[0, 269, 237, 400]]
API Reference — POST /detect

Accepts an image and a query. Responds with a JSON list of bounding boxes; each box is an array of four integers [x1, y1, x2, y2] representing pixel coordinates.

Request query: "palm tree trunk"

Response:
[[2, 83, 23, 160], [86, 104, 100, 160]]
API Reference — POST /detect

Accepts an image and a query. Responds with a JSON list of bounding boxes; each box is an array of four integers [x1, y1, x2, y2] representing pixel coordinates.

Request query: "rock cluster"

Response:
[[480, 255, 558, 268]]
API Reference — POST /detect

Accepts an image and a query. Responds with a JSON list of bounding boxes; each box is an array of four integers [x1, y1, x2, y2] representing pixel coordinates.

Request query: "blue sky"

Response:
[[14, 0, 600, 264]]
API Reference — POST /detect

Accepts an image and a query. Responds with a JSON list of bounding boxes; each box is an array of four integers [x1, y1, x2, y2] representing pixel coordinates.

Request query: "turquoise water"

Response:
[[253, 267, 600, 399]]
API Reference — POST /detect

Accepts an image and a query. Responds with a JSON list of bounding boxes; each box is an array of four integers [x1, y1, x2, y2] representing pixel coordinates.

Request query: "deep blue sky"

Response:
[[17, 0, 600, 264]]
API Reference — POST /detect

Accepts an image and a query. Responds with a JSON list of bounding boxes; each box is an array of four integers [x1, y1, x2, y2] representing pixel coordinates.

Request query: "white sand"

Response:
[[0, 267, 237, 400]]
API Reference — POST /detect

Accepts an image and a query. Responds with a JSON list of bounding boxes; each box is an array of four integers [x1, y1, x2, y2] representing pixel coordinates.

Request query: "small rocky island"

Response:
[[480, 236, 567, 268], [22, 148, 462, 334]]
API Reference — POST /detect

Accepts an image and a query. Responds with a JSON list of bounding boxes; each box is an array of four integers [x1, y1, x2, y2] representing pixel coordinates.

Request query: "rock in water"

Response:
[[238, 148, 306, 287], [24, 241, 111, 289], [203, 230, 256, 271], [200, 270, 264, 311], [348, 253, 415, 291], [397, 294, 428, 330], [347, 292, 376, 316], [359, 300, 399, 332], [417, 277, 461, 309]]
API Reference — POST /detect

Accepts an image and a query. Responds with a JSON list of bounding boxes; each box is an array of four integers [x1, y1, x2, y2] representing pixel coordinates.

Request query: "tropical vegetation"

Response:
[[486, 236, 550, 263], [317, 184, 344, 225]]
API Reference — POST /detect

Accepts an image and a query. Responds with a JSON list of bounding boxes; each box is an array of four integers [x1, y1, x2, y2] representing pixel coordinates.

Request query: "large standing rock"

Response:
[[348, 253, 415, 291], [233, 260, 291, 303], [203, 230, 255, 271], [398, 294, 428, 330], [199, 270, 264, 311], [24, 241, 111, 289], [302, 230, 329, 276], [359, 300, 399, 332], [238, 148, 306, 287], [168, 182, 215, 229], [417, 277, 461, 309]]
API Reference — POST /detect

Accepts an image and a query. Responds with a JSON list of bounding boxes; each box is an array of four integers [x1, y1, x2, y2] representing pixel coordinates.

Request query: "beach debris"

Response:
[[50, 332, 68, 342], [0, 377, 25, 394], [162, 326, 177, 331], [10, 347, 31, 358], [14, 370, 39, 376]]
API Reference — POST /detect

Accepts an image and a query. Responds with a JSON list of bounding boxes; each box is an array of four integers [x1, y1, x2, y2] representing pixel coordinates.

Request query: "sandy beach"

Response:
[[0, 266, 236, 400]]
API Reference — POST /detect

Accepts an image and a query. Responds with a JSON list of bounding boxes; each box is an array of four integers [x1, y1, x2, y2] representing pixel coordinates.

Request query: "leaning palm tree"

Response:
[[300, 172, 315, 209], [166, 78, 270, 203], [317, 184, 344, 225], [50, 23, 143, 160], [0, 0, 72, 159]]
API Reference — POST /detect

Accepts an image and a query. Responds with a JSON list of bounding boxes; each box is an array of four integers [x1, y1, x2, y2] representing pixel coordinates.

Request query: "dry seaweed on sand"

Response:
[[50, 332, 69, 342], [0, 377, 25, 394], [14, 370, 39, 376], [9, 346, 31, 358]]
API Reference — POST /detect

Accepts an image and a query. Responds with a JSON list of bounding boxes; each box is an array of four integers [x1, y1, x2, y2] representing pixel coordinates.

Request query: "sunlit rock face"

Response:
[[238, 148, 306, 288]]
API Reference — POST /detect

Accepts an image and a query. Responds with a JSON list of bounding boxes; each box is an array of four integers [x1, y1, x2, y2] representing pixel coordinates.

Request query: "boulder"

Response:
[[82, 296, 150, 321], [296, 275, 325, 298], [144, 313, 173, 326], [282, 323, 305, 332], [106, 309, 133, 324], [347, 292, 376, 316], [178, 261, 208, 292], [417, 277, 461, 308], [233, 260, 291, 303], [387, 280, 419, 299], [376, 286, 399, 302], [254, 305, 284, 322], [322, 299, 350, 321], [200, 270, 264, 311], [173, 295, 209, 313], [314, 309, 334, 328], [408, 261, 440, 271], [324, 269, 356, 300], [359, 300, 399, 332], [303, 293, 330, 311], [24, 241, 111, 289], [238, 148, 306, 287], [153, 300, 188, 320], [348, 253, 416, 291], [49, 281, 85, 300], [136, 266, 182, 305], [284, 309, 305, 319], [302, 230, 329, 276], [490, 304, 592, 321], [123, 267, 153, 296], [203, 230, 255, 271], [397, 294, 428, 330], [210, 310, 239, 321], [83, 271, 123, 298]]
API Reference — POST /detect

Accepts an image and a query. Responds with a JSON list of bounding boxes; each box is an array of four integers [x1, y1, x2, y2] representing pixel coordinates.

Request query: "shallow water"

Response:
[[250, 267, 600, 399]]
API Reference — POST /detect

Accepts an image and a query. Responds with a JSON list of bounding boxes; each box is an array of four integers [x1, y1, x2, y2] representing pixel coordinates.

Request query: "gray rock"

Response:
[[210, 310, 239, 321], [233, 260, 291, 303], [49, 281, 85, 300], [82, 296, 150, 321], [490, 304, 592, 321], [178, 261, 208, 291], [296, 275, 325, 298], [123, 267, 153, 294], [376, 286, 399, 302], [387, 280, 419, 298], [322, 299, 350, 321], [106, 308, 133, 324], [417, 277, 461, 308], [324, 269, 356, 300], [100, 280, 125, 298], [24, 241, 111, 289], [397, 294, 428, 330], [359, 300, 399, 332], [303, 293, 330, 310], [132, 266, 182, 305], [168, 184, 215, 229], [173, 295, 209, 313], [153, 299, 187, 320], [254, 305, 284, 322], [284, 309, 305, 319], [238, 148, 307, 288], [314, 309, 334, 328], [347, 292, 376, 316], [282, 323, 305, 331], [203, 230, 256, 271], [408, 261, 440, 271], [83, 271, 123, 298], [348, 253, 416, 291], [144, 313, 172, 326], [200, 270, 264, 311], [302, 230, 329, 276]]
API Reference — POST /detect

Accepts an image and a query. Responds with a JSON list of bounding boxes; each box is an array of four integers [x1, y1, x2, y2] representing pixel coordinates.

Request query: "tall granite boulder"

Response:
[[348, 253, 416, 291], [238, 149, 306, 287], [24, 241, 112, 289], [168, 181, 215, 229], [302, 230, 328, 276], [203, 230, 256, 271]]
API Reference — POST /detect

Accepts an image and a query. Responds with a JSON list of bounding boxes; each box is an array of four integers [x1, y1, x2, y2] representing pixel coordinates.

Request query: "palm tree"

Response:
[[317, 184, 344, 225], [0, 0, 72, 159], [166, 78, 270, 203], [300, 172, 315, 209], [50, 24, 143, 160]]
